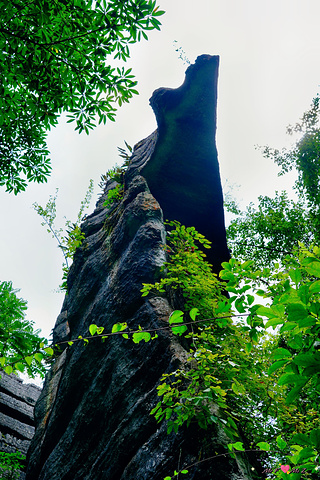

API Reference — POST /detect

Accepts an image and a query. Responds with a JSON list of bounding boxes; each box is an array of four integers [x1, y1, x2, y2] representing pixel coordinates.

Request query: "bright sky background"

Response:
[[2, 0, 320, 342]]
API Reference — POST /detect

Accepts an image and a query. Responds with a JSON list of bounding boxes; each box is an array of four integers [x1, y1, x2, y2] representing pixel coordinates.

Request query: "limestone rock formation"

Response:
[[26, 55, 255, 480], [126, 55, 229, 272], [0, 373, 41, 479]]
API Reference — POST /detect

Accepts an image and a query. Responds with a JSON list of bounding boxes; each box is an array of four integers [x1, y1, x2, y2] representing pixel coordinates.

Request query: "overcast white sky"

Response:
[[2, 0, 320, 341]]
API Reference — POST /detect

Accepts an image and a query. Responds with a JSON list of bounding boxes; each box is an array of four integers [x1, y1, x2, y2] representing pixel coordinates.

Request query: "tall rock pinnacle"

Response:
[[26, 56, 256, 480]]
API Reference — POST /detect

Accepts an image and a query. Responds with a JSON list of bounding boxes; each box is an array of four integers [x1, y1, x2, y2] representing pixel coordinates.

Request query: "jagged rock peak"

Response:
[[126, 54, 229, 272], [26, 56, 254, 480]]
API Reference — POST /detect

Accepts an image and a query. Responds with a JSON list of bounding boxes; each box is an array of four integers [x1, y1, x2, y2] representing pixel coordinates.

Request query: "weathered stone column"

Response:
[[26, 55, 255, 480]]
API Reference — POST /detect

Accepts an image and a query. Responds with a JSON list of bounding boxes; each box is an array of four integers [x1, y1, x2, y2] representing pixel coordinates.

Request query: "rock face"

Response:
[[0, 373, 41, 479], [26, 55, 254, 480], [126, 55, 229, 272]]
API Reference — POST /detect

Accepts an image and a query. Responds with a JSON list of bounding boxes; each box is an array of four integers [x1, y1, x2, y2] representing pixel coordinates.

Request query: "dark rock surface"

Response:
[[26, 56, 254, 480], [0, 373, 41, 479], [126, 55, 230, 272]]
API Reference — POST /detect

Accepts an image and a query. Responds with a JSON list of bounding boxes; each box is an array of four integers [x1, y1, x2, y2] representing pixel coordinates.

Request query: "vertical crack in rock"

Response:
[[26, 56, 256, 480]]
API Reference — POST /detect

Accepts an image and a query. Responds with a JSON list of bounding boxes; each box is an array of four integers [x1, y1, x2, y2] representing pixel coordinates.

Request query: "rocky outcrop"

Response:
[[0, 373, 41, 478], [126, 55, 229, 273], [26, 55, 254, 480]]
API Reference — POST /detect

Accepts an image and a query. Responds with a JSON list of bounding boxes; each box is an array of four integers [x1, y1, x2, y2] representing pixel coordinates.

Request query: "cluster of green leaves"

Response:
[[0, 451, 25, 480], [103, 183, 124, 208], [226, 96, 320, 272], [142, 223, 272, 446], [33, 179, 94, 291], [141, 220, 224, 318], [226, 191, 314, 270], [0, 0, 164, 193], [219, 244, 320, 478], [260, 96, 320, 218], [66, 320, 158, 348], [139, 220, 320, 478], [102, 141, 132, 208], [0, 280, 52, 378]]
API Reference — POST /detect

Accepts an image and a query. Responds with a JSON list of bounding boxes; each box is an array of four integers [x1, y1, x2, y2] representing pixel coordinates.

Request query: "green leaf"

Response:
[[271, 348, 292, 360], [14, 363, 25, 373], [286, 384, 305, 404], [297, 446, 316, 461], [309, 279, 320, 293], [287, 303, 309, 323], [256, 442, 271, 451], [34, 353, 43, 364], [298, 316, 316, 328], [189, 308, 199, 320], [230, 442, 245, 451], [289, 268, 302, 284], [265, 317, 285, 328], [305, 260, 320, 277], [44, 347, 54, 356], [268, 359, 288, 375], [111, 322, 127, 333], [231, 382, 245, 395], [278, 373, 307, 386], [294, 353, 318, 366], [171, 325, 188, 335], [257, 305, 284, 319], [25, 356, 33, 366], [89, 324, 98, 336], [169, 310, 184, 324], [310, 429, 320, 448], [292, 433, 312, 446], [132, 331, 151, 343], [4, 365, 13, 375], [276, 435, 287, 450]]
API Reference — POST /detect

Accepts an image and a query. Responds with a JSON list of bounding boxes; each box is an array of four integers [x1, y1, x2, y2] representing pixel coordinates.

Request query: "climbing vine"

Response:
[[4, 216, 320, 479]]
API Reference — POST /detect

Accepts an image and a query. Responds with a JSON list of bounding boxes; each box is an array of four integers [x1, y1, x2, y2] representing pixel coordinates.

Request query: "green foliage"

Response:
[[219, 244, 320, 476], [227, 97, 320, 272], [142, 222, 268, 441], [259, 96, 320, 241], [101, 141, 132, 208], [33, 179, 94, 291], [141, 220, 224, 319], [0, 1, 164, 193], [226, 191, 314, 270], [0, 281, 48, 378], [0, 451, 25, 480], [99, 141, 132, 190], [140, 220, 320, 475], [103, 183, 124, 208]]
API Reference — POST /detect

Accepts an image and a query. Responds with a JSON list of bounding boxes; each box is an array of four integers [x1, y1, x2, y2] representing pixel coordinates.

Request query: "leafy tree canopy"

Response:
[[0, 0, 164, 193], [0, 280, 48, 378], [226, 191, 314, 270], [226, 97, 320, 269]]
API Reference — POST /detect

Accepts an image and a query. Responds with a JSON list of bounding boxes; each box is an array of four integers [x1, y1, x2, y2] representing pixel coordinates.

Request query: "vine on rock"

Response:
[[4, 218, 320, 479]]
